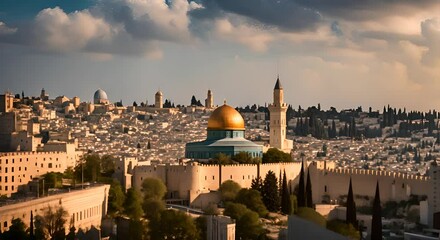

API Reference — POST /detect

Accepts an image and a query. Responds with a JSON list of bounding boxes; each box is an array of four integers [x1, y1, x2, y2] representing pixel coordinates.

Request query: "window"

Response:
[[11, 167, 14, 172], [3, 222, 7, 228], [12, 176, 14, 182], [212, 176, 215, 180], [5, 168, 7, 173], [48, 163, 52, 168]]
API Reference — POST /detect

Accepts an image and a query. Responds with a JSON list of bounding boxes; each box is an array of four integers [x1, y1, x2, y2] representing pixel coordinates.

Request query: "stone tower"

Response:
[[205, 90, 214, 108], [268, 77, 288, 150], [155, 90, 163, 109]]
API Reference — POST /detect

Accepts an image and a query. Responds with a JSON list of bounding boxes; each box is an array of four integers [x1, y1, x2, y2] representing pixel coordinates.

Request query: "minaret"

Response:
[[205, 90, 214, 108], [155, 90, 163, 109], [268, 76, 288, 150]]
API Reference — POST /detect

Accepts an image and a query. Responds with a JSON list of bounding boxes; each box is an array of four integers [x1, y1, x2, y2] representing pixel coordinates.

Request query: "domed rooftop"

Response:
[[94, 89, 108, 103], [207, 104, 245, 130]]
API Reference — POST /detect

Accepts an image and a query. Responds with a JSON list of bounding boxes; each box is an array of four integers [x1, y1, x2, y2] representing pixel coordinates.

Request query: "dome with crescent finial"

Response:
[[207, 104, 245, 130]]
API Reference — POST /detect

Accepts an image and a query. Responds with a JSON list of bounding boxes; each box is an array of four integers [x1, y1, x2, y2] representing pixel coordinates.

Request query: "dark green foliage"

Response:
[[149, 210, 200, 240], [297, 161, 306, 208], [202, 203, 220, 215], [1, 218, 29, 240], [223, 202, 265, 240], [128, 219, 148, 240], [281, 171, 292, 214], [213, 153, 232, 164], [30, 211, 34, 240], [142, 198, 165, 220], [232, 152, 261, 164], [66, 226, 76, 240], [235, 189, 268, 217], [371, 182, 382, 240], [74, 154, 116, 183], [219, 180, 241, 202], [124, 188, 144, 219], [42, 172, 64, 192], [141, 177, 167, 200], [195, 216, 207, 240], [296, 207, 326, 227], [262, 170, 280, 212], [346, 178, 357, 228], [262, 148, 292, 163], [251, 176, 263, 193], [306, 168, 313, 208], [108, 180, 126, 216], [75, 154, 100, 182], [327, 220, 360, 239]]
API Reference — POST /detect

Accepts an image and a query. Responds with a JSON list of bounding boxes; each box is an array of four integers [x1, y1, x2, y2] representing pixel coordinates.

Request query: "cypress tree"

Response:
[[251, 176, 263, 193], [262, 170, 280, 212], [281, 170, 292, 214], [306, 168, 313, 208], [30, 210, 34, 240], [371, 181, 382, 240], [346, 177, 357, 228], [297, 160, 306, 208]]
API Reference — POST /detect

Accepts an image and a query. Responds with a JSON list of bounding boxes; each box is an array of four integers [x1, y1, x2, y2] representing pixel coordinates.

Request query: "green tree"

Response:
[[262, 170, 280, 212], [224, 202, 265, 240], [262, 148, 292, 163], [371, 182, 382, 240], [75, 154, 101, 182], [34, 206, 68, 240], [232, 152, 260, 164], [297, 160, 306, 208], [281, 170, 292, 214], [128, 219, 148, 240], [2, 218, 29, 240], [149, 210, 199, 240], [42, 172, 63, 192], [100, 155, 116, 177], [346, 177, 357, 228], [296, 207, 326, 227], [214, 153, 232, 165], [306, 168, 313, 208], [143, 198, 165, 220], [124, 188, 144, 219], [66, 226, 76, 240], [195, 216, 207, 240], [235, 189, 268, 217], [251, 176, 263, 193], [219, 180, 241, 202], [108, 180, 126, 215], [141, 177, 167, 200], [327, 220, 360, 239]]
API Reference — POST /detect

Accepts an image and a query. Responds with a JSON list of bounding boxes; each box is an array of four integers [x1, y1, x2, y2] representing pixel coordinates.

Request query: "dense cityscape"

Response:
[[1, 0, 439, 239], [0, 81, 440, 239]]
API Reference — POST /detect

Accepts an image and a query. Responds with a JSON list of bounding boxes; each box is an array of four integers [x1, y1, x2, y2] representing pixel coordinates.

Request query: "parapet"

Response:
[[322, 168, 429, 181], [0, 151, 65, 157]]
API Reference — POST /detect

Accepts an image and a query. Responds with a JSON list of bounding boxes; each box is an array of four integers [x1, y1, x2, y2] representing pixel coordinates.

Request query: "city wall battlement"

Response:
[[0, 151, 66, 157], [322, 168, 429, 181]]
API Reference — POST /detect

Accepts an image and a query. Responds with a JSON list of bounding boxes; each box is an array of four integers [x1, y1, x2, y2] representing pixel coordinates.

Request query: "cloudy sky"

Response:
[[0, 0, 439, 111]]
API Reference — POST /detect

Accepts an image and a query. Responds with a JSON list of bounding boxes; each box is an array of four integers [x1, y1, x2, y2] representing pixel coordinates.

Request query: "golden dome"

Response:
[[207, 104, 245, 130]]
